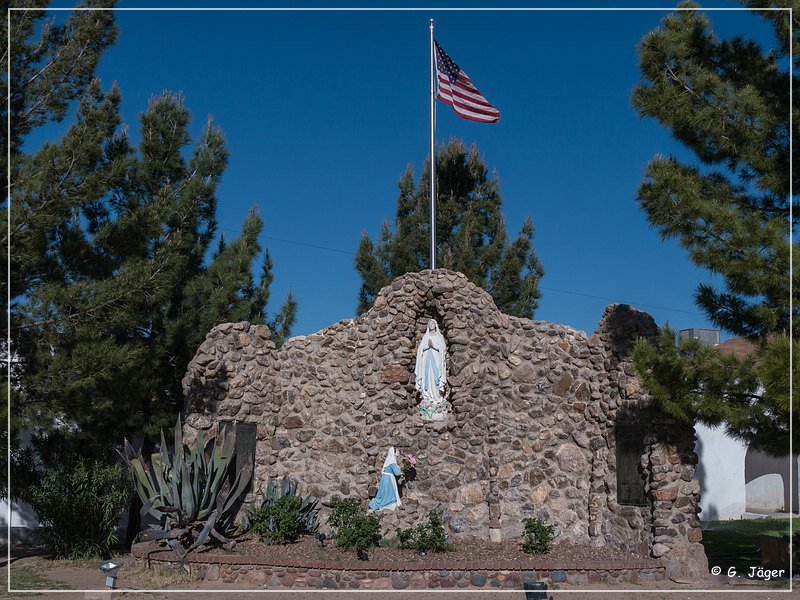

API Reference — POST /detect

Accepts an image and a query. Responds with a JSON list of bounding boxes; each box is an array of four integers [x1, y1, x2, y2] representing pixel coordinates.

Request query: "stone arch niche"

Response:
[[182, 269, 705, 577]]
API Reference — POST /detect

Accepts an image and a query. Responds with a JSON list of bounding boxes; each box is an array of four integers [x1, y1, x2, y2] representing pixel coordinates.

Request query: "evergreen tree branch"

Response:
[[355, 139, 544, 318], [632, 4, 797, 454]]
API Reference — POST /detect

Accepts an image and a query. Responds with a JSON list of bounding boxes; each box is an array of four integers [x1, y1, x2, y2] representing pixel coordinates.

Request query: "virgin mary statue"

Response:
[[414, 319, 449, 421], [369, 447, 402, 512]]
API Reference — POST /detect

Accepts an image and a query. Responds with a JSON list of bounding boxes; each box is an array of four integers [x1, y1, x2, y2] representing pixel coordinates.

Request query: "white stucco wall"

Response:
[[695, 422, 747, 521], [745, 474, 785, 511], [744, 450, 799, 513], [0, 499, 39, 543], [696, 423, 799, 521]]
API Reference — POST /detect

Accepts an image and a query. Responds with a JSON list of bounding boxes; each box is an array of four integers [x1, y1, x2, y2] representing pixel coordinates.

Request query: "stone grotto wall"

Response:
[[182, 269, 705, 571]]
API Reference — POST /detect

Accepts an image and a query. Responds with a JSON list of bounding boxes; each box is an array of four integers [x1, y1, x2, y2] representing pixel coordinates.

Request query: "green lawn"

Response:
[[701, 518, 792, 577], [2, 564, 72, 596]]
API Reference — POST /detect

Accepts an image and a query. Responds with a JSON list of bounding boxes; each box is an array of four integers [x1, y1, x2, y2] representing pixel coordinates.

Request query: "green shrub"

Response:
[[328, 499, 380, 552], [250, 495, 304, 544], [396, 526, 415, 549], [414, 507, 450, 553], [246, 476, 319, 545], [26, 459, 131, 558], [394, 508, 450, 553], [522, 517, 555, 554], [245, 474, 319, 544]]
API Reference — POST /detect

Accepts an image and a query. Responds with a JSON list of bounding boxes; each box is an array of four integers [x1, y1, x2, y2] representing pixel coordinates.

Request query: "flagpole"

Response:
[[429, 18, 436, 271]]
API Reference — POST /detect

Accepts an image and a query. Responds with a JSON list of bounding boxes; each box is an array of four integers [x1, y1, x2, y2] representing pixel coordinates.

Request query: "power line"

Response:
[[217, 226, 354, 256], [538, 286, 703, 317], [217, 226, 705, 319], [263, 235, 354, 256]]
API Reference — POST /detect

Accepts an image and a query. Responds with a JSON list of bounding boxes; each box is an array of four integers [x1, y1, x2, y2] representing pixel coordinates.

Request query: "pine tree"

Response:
[[355, 138, 544, 318], [3, 0, 119, 299], [4, 4, 295, 448], [630, 2, 798, 455], [2, 0, 118, 162]]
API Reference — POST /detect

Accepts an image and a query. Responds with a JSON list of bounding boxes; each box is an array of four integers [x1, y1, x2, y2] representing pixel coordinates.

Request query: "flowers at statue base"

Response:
[[400, 453, 418, 479]]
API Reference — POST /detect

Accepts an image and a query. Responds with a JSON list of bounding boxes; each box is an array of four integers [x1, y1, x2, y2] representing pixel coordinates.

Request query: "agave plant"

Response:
[[120, 419, 252, 564], [246, 475, 319, 544]]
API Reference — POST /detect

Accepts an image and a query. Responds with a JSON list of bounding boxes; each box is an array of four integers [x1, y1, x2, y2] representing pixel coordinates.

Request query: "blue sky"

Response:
[[30, 2, 785, 339]]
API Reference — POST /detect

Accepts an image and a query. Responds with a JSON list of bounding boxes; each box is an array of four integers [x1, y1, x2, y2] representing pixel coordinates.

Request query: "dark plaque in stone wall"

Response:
[[615, 424, 647, 506], [220, 420, 256, 493]]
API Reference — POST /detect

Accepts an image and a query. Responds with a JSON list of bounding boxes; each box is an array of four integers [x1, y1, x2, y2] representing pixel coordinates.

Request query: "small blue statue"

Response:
[[369, 447, 402, 511]]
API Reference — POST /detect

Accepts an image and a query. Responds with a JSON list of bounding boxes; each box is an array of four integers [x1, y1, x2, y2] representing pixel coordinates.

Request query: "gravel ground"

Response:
[[209, 534, 647, 563]]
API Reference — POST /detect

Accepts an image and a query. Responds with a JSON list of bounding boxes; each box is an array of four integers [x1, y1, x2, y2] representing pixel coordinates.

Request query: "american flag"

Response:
[[435, 39, 500, 124]]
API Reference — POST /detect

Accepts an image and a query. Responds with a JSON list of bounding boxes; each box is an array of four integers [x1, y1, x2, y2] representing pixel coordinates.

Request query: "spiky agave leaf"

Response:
[[222, 457, 252, 516], [188, 508, 219, 553], [123, 418, 253, 561]]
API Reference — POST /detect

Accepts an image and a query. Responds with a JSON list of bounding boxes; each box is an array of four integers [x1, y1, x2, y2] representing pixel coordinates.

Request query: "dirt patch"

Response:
[[201, 533, 646, 563], [8, 555, 105, 591]]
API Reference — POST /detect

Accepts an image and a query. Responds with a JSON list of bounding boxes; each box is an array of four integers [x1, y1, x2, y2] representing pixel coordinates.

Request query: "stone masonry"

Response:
[[182, 269, 706, 577]]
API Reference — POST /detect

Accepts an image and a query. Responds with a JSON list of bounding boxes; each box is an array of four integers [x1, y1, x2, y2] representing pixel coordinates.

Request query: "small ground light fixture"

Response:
[[99, 560, 121, 589], [523, 581, 550, 600]]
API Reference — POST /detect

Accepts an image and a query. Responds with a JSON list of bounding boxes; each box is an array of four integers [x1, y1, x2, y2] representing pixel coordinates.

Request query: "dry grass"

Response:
[[121, 558, 204, 590]]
